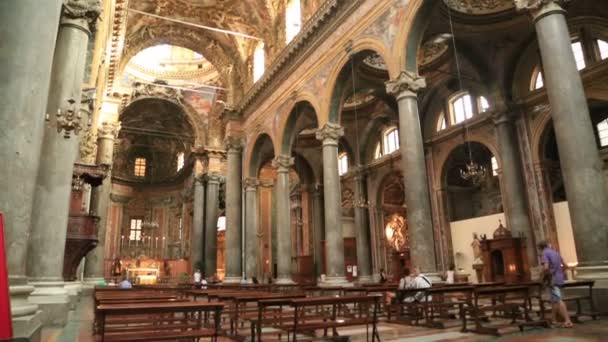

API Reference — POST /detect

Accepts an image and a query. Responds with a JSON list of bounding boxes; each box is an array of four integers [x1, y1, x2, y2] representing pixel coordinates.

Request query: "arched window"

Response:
[[571, 41, 586, 70], [338, 153, 348, 176], [598, 118, 608, 147], [253, 42, 265, 82], [531, 68, 544, 90], [176, 152, 185, 171], [383, 127, 400, 155], [478, 96, 490, 113], [134, 157, 146, 177], [374, 143, 382, 159], [285, 0, 302, 44], [598, 39, 608, 60], [450, 93, 474, 124], [491, 156, 499, 177], [437, 112, 447, 132]]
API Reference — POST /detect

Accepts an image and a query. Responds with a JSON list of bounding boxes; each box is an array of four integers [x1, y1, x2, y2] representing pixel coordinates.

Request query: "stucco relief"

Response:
[[444, 0, 514, 14]]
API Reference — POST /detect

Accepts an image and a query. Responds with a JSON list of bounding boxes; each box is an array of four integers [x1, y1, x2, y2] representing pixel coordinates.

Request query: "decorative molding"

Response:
[[79, 128, 97, 163], [272, 155, 294, 171], [62, 0, 102, 33], [224, 136, 244, 152], [110, 193, 131, 203], [205, 172, 223, 184], [131, 82, 184, 105], [97, 121, 121, 140], [444, 0, 514, 15], [385, 71, 426, 100], [244, 177, 260, 191], [514, 0, 568, 20], [315, 123, 344, 144]]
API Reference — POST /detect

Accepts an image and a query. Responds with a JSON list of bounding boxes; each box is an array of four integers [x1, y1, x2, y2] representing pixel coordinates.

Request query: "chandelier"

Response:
[[460, 159, 487, 185], [141, 207, 159, 229]]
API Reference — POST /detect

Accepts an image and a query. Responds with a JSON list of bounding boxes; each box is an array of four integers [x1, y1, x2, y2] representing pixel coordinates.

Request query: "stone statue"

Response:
[[471, 233, 483, 265]]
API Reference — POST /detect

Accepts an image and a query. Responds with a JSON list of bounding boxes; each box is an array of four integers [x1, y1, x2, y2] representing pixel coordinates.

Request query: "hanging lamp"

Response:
[[446, 5, 487, 185]]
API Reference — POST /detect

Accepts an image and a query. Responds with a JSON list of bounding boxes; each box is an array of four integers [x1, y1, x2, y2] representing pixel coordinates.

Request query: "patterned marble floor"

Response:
[[41, 297, 608, 342]]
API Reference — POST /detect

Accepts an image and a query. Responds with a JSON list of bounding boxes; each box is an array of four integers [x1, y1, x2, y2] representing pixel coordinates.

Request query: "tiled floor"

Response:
[[41, 297, 608, 342]]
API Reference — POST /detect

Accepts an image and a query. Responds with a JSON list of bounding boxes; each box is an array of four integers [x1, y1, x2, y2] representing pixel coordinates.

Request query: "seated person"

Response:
[[444, 264, 455, 284], [387, 268, 413, 304], [200, 277, 208, 289], [118, 276, 133, 289], [402, 267, 432, 303], [251, 276, 259, 284]]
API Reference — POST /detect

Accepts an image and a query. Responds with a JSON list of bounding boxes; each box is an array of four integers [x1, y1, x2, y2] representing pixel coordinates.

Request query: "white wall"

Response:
[[448, 202, 579, 283], [552, 201, 578, 265], [449, 212, 506, 283]]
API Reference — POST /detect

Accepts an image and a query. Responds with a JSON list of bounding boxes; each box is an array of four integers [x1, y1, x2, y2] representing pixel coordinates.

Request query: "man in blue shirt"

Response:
[[118, 276, 133, 289], [538, 241, 572, 328]]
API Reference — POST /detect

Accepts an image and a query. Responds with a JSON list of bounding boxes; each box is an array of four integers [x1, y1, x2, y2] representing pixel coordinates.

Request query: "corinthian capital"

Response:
[[272, 155, 294, 172], [97, 121, 121, 140], [514, 0, 568, 20], [224, 136, 244, 152], [244, 177, 260, 191], [62, 0, 102, 33], [315, 123, 344, 144], [385, 71, 426, 100]]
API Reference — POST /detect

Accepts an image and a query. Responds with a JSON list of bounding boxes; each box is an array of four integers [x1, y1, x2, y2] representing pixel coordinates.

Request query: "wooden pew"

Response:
[[470, 285, 549, 335], [96, 301, 224, 342], [542, 280, 599, 322], [422, 285, 474, 331], [287, 295, 381, 342]]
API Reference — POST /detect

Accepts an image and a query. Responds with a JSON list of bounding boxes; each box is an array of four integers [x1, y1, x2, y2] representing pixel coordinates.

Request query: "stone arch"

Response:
[[246, 133, 276, 178], [120, 97, 205, 148], [394, 0, 438, 73], [278, 96, 321, 156], [437, 139, 500, 187], [359, 112, 399, 164], [322, 40, 394, 125]]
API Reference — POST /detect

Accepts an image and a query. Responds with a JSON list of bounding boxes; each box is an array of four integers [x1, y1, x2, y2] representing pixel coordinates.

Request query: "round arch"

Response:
[[436, 139, 500, 188], [277, 96, 322, 156], [321, 39, 394, 125], [359, 112, 399, 164], [246, 133, 276, 178], [394, 0, 438, 73]]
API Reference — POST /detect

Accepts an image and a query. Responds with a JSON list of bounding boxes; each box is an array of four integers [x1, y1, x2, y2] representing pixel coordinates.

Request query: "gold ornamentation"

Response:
[[385, 213, 408, 252], [46, 98, 90, 139]]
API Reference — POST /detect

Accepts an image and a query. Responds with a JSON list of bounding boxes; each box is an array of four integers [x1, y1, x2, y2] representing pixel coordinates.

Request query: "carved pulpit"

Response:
[[62, 162, 108, 281], [480, 221, 529, 284]]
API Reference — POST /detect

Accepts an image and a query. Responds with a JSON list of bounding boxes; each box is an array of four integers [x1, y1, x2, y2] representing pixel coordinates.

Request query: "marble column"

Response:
[[26, 0, 100, 326], [517, 1, 608, 274], [203, 173, 221, 278], [244, 178, 260, 280], [353, 168, 373, 283], [224, 137, 244, 282], [492, 111, 536, 264], [311, 185, 324, 279], [191, 175, 205, 273], [0, 0, 62, 338], [386, 71, 437, 274], [272, 155, 295, 284], [84, 122, 119, 282], [316, 123, 348, 285]]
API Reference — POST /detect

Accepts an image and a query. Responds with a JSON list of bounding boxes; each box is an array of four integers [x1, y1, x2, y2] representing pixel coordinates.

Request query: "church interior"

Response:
[[1, 0, 608, 341]]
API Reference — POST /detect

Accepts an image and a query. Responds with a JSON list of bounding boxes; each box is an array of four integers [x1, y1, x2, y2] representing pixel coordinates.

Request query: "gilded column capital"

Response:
[[224, 136, 244, 153], [205, 172, 223, 184], [385, 71, 426, 101], [244, 177, 260, 191], [315, 123, 344, 145], [97, 121, 121, 140], [514, 0, 568, 21], [272, 155, 294, 172], [220, 106, 241, 122], [62, 0, 102, 34]]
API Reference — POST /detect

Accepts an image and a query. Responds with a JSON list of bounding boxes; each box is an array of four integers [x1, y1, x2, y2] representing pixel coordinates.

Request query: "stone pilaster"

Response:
[[386, 71, 437, 275], [191, 173, 205, 273], [224, 136, 244, 283], [272, 155, 295, 284], [316, 123, 349, 286], [0, 0, 65, 338], [517, 0, 608, 278], [353, 167, 373, 283], [244, 178, 261, 280], [492, 111, 536, 265], [84, 122, 120, 283], [311, 184, 324, 279], [203, 173, 221, 278]]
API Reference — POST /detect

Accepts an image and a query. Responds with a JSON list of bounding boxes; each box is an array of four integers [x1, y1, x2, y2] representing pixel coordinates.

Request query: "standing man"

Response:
[[538, 241, 573, 328]]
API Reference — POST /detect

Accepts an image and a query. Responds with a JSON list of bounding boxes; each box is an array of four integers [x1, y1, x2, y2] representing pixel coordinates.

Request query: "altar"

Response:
[[127, 267, 159, 285]]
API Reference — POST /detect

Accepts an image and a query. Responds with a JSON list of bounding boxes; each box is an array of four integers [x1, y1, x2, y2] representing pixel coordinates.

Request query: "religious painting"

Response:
[[384, 213, 408, 252]]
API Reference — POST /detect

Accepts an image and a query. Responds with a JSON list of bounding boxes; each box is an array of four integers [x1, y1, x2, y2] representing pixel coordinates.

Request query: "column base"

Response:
[[223, 276, 242, 284], [356, 275, 374, 284], [64, 281, 83, 310], [81, 277, 105, 295], [319, 276, 353, 287], [275, 277, 296, 285], [28, 281, 70, 326], [10, 285, 42, 342]]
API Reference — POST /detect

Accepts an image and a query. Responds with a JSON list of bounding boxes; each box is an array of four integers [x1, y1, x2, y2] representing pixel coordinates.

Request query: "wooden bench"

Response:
[[422, 285, 474, 331], [288, 295, 381, 342], [96, 301, 224, 342], [470, 285, 549, 335], [541, 280, 599, 322]]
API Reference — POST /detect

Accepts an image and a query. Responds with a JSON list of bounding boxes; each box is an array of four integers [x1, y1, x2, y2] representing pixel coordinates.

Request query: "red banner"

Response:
[[0, 213, 13, 339]]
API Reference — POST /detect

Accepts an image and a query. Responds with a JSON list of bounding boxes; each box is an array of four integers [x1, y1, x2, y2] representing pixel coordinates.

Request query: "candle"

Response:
[[155, 237, 158, 249]]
